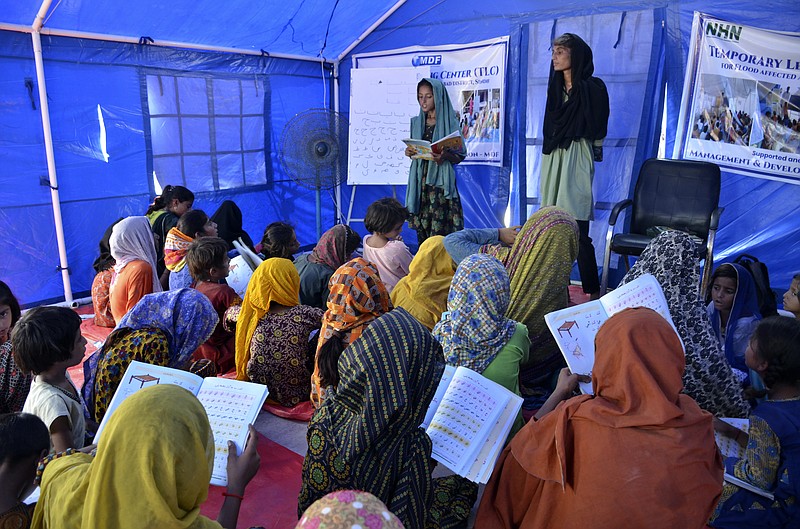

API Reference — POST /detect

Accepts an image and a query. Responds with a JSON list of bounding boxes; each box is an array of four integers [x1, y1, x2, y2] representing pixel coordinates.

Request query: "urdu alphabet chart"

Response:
[[197, 377, 268, 486], [426, 369, 503, 472]]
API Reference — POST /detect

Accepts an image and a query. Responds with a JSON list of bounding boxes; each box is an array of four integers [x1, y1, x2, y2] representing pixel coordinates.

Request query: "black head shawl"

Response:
[[542, 34, 610, 155], [92, 218, 123, 272], [210, 200, 255, 251]]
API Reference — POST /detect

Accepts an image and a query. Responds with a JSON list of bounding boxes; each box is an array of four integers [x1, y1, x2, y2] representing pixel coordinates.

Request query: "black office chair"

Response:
[[600, 158, 724, 294]]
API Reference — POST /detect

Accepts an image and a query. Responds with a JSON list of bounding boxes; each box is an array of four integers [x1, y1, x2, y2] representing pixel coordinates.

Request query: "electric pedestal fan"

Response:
[[278, 108, 348, 239]]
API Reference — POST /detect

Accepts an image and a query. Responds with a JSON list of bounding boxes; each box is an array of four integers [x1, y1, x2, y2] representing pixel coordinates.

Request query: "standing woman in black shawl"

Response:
[[539, 33, 609, 298]]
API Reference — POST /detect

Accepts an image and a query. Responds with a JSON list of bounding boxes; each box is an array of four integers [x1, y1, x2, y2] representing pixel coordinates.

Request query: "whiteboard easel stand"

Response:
[[345, 185, 397, 226]]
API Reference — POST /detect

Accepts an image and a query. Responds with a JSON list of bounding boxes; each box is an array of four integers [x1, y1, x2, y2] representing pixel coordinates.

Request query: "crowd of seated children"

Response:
[[310, 257, 391, 408], [0, 281, 29, 414], [361, 197, 414, 293], [7, 189, 800, 529], [619, 230, 750, 417], [211, 200, 256, 252], [31, 385, 260, 529], [226, 258, 323, 408], [187, 237, 241, 374], [0, 413, 49, 527], [707, 263, 762, 383], [711, 317, 800, 528], [390, 235, 454, 331], [299, 309, 476, 529], [82, 289, 217, 424], [783, 273, 800, 320], [108, 216, 162, 324], [145, 185, 194, 289], [295, 224, 361, 309], [476, 308, 724, 528], [13, 307, 87, 452], [89, 219, 121, 327], [164, 209, 218, 290], [259, 221, 300, 260]]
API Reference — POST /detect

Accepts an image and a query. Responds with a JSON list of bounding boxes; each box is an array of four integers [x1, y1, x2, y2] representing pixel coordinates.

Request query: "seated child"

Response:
[[187, 237, 241, 374], [0, 412, 49, 528], [165, 209, 218, 290], [109, 216, 162, 323], [295, 224, 361, 309], [1, 281, 31, 413], [258, 221, 300, 260], [783, 273, 800, 319], [361, 198, 414, 293], [711, 316, 800, 527], [707, 264, 762, 381], [13, 307, 87, 452]]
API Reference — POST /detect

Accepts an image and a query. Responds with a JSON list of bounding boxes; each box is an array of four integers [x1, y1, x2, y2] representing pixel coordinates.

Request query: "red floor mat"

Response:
[[200, 432, 304, 528]]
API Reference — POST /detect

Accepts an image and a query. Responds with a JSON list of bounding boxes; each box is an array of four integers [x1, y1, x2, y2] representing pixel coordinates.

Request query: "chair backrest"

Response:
[[630, 158, 721, 242]]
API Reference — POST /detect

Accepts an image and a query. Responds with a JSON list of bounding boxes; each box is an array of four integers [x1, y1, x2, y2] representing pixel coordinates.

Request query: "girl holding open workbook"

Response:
[[404, 77, 466, 243]]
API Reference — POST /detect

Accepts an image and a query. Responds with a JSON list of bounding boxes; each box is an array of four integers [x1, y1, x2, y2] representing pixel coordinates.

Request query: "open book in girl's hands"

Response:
[[94, 361, 268, 486], [403, 131, 464, 160], [420, 365, 522, 484], [544, 274, 678, 394], [714, 418, 775, 500]]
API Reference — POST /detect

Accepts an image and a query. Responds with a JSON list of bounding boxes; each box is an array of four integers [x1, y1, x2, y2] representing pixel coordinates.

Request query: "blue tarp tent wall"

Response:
[[0, 0, 799, 308]]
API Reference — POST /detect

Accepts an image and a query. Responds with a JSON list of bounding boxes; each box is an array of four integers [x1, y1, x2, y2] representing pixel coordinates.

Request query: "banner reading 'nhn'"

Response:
[[677, 13, 800, 184]]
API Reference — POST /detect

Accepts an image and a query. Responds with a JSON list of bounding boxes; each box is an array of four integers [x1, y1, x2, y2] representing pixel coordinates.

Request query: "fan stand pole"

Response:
[[315, 187, 322, 240]]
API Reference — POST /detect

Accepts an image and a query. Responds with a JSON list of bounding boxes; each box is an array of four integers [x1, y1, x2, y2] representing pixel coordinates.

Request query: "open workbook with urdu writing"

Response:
[[402, 131, 464, 161], [421, 365, 522, 484], [94, 361, 269, 486], [544, 273, 678, 394]]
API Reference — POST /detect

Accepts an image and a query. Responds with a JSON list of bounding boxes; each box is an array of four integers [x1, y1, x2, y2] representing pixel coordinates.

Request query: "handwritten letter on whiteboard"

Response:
[[347, 67, 429, 186]]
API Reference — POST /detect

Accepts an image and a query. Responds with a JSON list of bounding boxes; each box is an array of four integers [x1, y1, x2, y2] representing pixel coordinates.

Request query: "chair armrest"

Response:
[[608, 199, 633, 226], [709, 207, 725, 230]]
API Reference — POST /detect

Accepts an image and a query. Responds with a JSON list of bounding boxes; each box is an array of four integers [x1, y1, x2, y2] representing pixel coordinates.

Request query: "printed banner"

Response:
[[677, 13, 800, 184], [353, 37, 508, 167]]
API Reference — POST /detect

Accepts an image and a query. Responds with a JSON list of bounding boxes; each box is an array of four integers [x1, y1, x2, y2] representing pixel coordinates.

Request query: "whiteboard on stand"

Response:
[[347, 67, 429, 186]]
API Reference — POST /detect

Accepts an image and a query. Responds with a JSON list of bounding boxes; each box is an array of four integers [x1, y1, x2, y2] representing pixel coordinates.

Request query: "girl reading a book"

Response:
[[310, 257, 391, 408], [390, 236, 455, 331], [82, 288, 218, 423], [298, 309, 476, 529], [476, 308, 724, 528], [32, 384, 260, 529], [710, 316, 800, 528], [482, 206, 578, 389], [226, 258, 323, 408], [618, 230, 750, 418], [404, 78, 466, 244], [432, 253, 529, 436]]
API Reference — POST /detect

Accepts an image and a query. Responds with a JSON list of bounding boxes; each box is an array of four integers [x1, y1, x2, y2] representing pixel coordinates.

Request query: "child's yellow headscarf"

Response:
[[235, 257, 300, 380]]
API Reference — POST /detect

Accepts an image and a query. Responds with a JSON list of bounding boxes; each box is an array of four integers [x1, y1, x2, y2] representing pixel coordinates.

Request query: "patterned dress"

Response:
[[0, 340, 31, 413], [619, 230, 749, 417], [225, 304, 322, 407], [298, 309, 476, 529], [711, 398, 800, 528], [88, 327, 170, 422]]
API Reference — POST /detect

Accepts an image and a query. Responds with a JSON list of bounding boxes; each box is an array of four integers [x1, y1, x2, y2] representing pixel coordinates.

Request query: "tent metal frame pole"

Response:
[[336, 0, 407, 62], [31, 0, 74, 304], [333, 60, 343, 224], [0, 23, 328, 64]]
